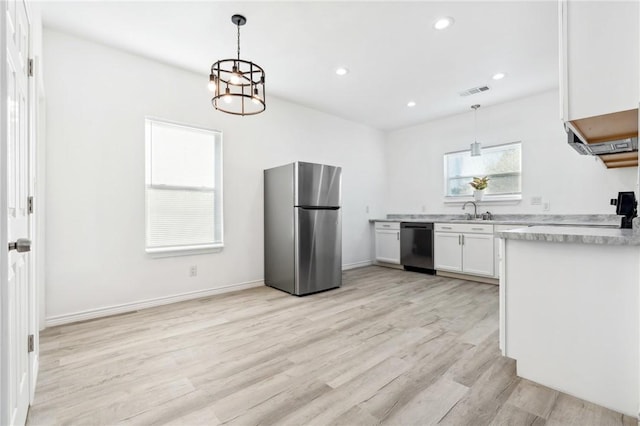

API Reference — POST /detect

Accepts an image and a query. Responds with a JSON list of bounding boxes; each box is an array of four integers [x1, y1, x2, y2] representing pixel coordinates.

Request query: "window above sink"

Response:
[[443, 141, 522, 204]]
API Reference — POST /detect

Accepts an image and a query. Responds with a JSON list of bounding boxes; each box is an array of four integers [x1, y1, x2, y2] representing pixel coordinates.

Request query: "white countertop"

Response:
[[371, 214, 621, 228], [498, 225, 640, 245]]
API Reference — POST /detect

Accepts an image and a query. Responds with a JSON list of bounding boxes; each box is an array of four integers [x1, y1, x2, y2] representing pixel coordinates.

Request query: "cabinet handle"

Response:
[[442, 226, 452, 230], [461, 234, 465, 245], [458, 234, 461, 245], [471, 227, 484, 231], [383, 224, 390, 227], [397, 232, 399, 241]]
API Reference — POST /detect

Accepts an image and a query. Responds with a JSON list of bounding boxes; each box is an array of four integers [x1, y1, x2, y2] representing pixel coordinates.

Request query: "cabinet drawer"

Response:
[[375, 221, 400, 230], [435, 223, 493, 234], [494, 225, 528, 234]]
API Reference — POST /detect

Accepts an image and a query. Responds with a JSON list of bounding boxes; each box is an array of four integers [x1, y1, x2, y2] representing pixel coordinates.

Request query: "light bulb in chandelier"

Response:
[[252, 87, 262, 105], [223, 87, 233, 104], [229, 65, 242, 85], [208, 74, 217, 92]]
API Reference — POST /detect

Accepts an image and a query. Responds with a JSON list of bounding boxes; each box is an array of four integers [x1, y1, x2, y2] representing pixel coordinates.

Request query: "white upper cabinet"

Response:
[[560, 0, 639, 122]]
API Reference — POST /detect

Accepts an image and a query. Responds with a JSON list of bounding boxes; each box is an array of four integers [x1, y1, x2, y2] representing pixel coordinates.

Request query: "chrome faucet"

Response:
[[462, 201, 478, 219]]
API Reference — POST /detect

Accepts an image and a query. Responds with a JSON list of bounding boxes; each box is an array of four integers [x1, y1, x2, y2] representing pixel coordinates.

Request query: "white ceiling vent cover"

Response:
[[459, 85, 490, 97]]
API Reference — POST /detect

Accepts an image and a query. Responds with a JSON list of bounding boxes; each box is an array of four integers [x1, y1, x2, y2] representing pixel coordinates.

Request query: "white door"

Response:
[[434, 232, 462, 272], [461, 233, 494, 276], [375, 229, 400, 264], [3, 0, 32, 424]]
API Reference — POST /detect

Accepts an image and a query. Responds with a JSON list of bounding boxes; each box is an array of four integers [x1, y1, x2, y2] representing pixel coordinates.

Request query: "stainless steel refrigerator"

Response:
[[264, 162, 342, 295]]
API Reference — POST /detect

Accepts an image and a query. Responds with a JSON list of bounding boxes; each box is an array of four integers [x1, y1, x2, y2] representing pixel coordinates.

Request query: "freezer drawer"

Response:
[[295, 208, 342, 295]]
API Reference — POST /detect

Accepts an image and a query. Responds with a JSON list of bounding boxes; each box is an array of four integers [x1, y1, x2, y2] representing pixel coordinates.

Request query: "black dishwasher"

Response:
[[400, 222, 434, 272]]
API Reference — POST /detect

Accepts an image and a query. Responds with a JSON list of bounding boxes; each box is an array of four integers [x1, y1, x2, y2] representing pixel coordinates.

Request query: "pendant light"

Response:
[[209, 14, 266, 116], [470, 104, 481, 156]]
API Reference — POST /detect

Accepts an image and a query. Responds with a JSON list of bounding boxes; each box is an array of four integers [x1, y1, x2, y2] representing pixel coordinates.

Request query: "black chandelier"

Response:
[[208, 14, 266, 116]]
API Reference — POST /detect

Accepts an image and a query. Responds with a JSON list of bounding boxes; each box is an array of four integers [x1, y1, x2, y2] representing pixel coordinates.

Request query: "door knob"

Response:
[[8, 238, 31, 253]]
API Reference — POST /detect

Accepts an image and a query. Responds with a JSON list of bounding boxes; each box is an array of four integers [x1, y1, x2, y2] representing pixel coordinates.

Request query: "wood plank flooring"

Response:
[[27, 266, 636, 425]]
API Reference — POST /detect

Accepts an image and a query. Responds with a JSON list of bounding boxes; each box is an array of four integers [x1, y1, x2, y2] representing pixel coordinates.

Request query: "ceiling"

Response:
[[39, 1, 559, 131]]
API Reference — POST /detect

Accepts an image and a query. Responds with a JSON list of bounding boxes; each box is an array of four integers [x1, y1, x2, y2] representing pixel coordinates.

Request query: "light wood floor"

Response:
[[28, 266, 635, 425]]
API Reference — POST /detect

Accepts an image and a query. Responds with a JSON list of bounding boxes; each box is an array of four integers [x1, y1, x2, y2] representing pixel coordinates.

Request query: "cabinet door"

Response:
[[462, 233, 494, 276], [375, 229, 400, 264], [561, 0, 639, 121], [434, 232, 462, 272]]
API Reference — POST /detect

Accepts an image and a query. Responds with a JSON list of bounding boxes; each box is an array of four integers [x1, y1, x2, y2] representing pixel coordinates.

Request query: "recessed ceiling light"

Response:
[[434, 17, 454, 30], [335, 67, 349, 76], [407, 101, 416, 107], [492, 72, 506, 80]]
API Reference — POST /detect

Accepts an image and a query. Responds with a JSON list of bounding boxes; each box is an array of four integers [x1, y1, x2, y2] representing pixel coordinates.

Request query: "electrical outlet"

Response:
[[189, 265, 197, 277], [365, 205, 370, 214], [543, 201, 550, 211], [531, 196, 542, 206], [421, 205, 426, 212]]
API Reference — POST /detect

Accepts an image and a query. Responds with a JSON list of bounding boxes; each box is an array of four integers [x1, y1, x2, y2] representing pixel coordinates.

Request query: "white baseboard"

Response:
[[45, 262, 377, 328], [436, 270, 498, 285], [342, 260, 373, 270], [45, 279, 264, 327]]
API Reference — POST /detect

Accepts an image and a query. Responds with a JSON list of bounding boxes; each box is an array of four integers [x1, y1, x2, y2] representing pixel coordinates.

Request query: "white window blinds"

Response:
[[145, 119, 223, 253]]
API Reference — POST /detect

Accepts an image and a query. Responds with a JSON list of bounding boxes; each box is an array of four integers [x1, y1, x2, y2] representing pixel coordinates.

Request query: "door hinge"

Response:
[[28, 58, 34, 77], [28, 334, 34, 353], [28, 196, 33, 214]]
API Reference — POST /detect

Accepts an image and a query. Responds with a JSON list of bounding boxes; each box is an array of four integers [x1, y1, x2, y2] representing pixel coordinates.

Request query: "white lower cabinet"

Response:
[[435, 223, 494, 277], [374, 222, 400, 264], [461, 233, 494, 276], [433, 232, 462, 272]]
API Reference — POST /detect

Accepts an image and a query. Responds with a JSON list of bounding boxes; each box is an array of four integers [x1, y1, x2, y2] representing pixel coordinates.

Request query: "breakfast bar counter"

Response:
[[498, 226, 639, 417], [497, 225, 640, 245]]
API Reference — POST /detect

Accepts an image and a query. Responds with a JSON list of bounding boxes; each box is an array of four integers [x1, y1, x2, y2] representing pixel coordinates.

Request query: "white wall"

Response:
[[43, 29, 386, 321], [385, 90, 637, 215]]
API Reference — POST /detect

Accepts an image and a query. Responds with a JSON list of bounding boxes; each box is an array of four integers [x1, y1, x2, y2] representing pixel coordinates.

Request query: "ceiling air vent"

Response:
[[459, 85, 490, 97]]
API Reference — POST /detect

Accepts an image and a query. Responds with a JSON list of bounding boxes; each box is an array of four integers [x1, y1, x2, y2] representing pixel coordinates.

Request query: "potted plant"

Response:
[[469, 176, 489, 201]]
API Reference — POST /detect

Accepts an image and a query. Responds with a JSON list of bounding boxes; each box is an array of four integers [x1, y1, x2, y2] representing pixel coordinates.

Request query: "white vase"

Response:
[[473, 190, 484, 201]]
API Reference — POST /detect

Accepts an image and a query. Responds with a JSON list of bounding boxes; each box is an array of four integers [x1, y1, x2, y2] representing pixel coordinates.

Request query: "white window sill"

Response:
[[444, 194, 522, 205], [146, 244, 224, 258]]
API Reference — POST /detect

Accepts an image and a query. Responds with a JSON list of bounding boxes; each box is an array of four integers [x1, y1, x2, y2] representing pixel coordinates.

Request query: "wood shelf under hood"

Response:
[[598, 151, 638, 168], [569, 109, 639, 168]]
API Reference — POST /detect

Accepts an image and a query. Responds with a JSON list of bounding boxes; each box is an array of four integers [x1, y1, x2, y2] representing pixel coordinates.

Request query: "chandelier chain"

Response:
[[236, 22, 241, 61]]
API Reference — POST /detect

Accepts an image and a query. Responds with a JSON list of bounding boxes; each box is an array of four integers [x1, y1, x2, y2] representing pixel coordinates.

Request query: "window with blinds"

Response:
[[444, 142, 522, 201], [145, 119, 223, 253]]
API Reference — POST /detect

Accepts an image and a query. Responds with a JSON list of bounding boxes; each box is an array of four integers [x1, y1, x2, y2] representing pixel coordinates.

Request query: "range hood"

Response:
[[568, 129, 637, 155], [566, 108, 639, 168]]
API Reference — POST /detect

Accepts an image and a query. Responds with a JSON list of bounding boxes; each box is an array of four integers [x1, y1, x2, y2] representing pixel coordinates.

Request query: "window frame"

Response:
[[443, 141, 522, 204], [144, 117, 224, 255]]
